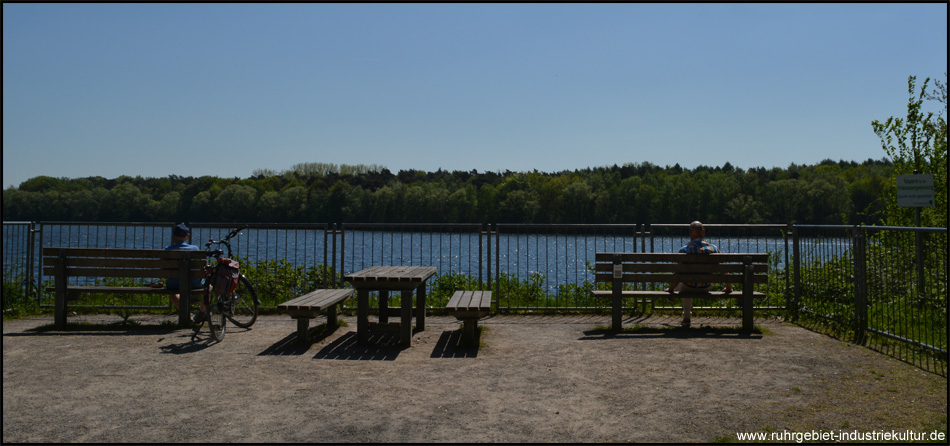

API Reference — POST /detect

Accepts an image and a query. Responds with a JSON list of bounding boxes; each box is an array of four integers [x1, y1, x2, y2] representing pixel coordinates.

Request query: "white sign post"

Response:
[[896, 173, 933, 296], [896, 174, 935, 207]]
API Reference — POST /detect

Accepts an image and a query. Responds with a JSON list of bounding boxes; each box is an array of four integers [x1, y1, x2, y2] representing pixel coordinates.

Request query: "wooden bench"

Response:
[[43, 248, 205, 329], [445, 290, 492, 344], [276, 289, 354, 344], [593, 252, 768, 333]]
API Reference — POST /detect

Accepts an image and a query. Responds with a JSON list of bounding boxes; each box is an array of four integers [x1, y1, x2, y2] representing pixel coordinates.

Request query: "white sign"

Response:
[[896, 174, 935, 207]]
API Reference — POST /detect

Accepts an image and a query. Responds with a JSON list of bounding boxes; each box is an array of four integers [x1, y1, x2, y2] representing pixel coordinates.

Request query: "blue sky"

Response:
[[3, 3, 947, 189]]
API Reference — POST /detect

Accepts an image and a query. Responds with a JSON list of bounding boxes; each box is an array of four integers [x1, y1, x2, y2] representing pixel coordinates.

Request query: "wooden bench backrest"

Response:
[[594, 252, 769, 284], [42, 248, 206, 280]]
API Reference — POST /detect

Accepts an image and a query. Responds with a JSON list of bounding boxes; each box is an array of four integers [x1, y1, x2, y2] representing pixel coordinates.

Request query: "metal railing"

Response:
[[493, 224, 649, 310], [1, 222, 36, 307], [791, 225, 948, 376], [3, 220, 946, 375]]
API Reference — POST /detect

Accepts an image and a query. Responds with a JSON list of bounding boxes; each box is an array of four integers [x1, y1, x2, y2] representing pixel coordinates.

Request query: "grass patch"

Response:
[[2, 305, 46, 321]]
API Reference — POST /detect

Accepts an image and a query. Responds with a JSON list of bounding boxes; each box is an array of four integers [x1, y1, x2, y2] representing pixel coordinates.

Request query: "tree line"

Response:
[[3, 159, 898, 225]]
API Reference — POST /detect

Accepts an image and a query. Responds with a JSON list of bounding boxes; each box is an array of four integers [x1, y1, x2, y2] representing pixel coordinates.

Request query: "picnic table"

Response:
[[343, 265, 437, 347]]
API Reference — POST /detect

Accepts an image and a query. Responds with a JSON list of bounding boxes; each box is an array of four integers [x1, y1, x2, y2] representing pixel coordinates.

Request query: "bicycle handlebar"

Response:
[[224, 225, 249, 241], [204, 225, 249, 257]]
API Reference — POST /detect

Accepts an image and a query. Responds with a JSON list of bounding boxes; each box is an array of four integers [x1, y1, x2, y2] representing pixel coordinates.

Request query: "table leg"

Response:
[[379, 290, 389, 324], [357, 289, 369, 344], [401, 289, 412, 347], [416, 283, 426, 331]]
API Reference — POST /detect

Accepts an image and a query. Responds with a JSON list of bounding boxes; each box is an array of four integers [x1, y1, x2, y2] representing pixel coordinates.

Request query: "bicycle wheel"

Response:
[[225, 275, 258, 328], [208, 294, 227, 342]]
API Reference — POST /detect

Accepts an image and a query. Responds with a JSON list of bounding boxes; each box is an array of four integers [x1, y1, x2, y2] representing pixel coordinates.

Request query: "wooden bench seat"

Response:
[[446, 290, 492, 344], [43, 248, 205, 328], [276, 289, 354, 344], [593, 252, 769, 333]]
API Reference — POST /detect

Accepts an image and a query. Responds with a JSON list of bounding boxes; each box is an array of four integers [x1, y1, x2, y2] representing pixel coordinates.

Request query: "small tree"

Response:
[[871, 75, 948, 227]]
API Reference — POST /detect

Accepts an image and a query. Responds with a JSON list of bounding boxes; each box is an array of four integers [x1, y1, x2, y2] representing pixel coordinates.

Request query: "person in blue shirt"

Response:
[[665, 221, 732, 327], [165, 223, 207, 323]]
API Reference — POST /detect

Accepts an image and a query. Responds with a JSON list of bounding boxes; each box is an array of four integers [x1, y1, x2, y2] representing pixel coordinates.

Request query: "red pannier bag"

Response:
[[212, 258, 240, 295]]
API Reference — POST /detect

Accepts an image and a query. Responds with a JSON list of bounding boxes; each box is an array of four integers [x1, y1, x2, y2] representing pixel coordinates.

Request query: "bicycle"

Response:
[[191, 225, 260, 342]]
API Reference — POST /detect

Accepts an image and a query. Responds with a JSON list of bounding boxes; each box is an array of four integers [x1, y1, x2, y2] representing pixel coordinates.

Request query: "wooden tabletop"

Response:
[[343, 266, 437, 290]]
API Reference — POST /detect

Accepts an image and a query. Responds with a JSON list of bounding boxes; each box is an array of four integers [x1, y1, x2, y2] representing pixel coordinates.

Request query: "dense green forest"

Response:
[[2, 158, 898, 225]]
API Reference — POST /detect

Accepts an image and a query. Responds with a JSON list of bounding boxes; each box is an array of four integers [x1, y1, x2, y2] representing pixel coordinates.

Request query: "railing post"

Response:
[[852, 225, 868, 345], [478, 224, 484, 291], [647, 223, 654, 254], [791, 224, 801, 322], [494, 224, 500, 311], [338, 224, 345, 288], [915, 227, 925, 297], [784, 223, 791, 314], [27, 221, 37, 304], [611, 253, 623, 331], [326, 223, 344, 288], [323, 225, 329, 288]]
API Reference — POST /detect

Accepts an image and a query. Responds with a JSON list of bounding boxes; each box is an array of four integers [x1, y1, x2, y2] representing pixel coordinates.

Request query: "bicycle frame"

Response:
[[192, 225, 256, 342]]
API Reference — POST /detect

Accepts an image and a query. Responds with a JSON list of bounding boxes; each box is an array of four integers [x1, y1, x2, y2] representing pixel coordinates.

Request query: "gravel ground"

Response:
[[3, 313, 946, 443]]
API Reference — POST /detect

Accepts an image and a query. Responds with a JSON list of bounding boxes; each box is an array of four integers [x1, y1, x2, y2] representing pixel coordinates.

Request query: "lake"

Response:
[[5, 222, 804, 295]]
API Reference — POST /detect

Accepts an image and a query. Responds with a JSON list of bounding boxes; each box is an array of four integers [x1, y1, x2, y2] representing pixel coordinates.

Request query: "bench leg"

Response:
[[357, 290, 369, 344], [416, 284, 426, 331], [379, 290, 389, 324], [178, 289, 192, 328], [742, 264, 754, 334], [400, 289, 412, 347], [327, 304, 338, 327], [742, 293, 753, 334], [296, 318, 311, 344], [54, 290, 67, 329], [612, 293, 623, 331], [461, 319, 478, 345]]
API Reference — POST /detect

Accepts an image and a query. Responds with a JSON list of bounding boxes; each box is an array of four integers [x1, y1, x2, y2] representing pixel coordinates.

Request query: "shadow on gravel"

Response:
[[258, 323, 343, 356], [579, 325, 765, 340], [430, 329, 480, 359], [158, 326, 254, 354], [158, 332, 218, 354], [6, 321, 179, 337], [311, 332, 404, 361]]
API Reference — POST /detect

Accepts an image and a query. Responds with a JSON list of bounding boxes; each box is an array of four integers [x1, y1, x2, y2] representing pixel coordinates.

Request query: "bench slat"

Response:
[[595, 252, 769, 263], [276, 289, 353, 311], [447, 290, 474, 309], [446, 290, 491, 312], [44, 267, 204, 280], [42, 247, 202, 258], [44, 257, 205, 269], [594, 273, 768, 283], [593, 263, 767, 274], [42, 252, 206, 261]]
